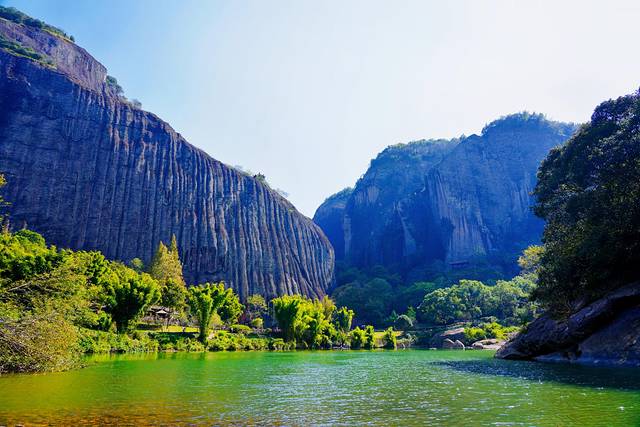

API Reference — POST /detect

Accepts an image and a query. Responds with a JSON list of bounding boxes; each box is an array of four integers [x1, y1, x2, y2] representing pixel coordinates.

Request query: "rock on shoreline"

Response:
[[496, 282, 640, 366]]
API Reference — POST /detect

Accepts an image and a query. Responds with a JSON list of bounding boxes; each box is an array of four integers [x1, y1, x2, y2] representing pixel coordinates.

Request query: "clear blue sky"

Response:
[[4, 1, 640, 216]]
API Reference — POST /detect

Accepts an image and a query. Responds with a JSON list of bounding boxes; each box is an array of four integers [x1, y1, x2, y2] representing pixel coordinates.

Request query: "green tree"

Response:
[[382, 327, 397, 349], [363, 325, 375, 349], [148, 236, 187, 317], [246, 294, 267, 320], [333, 306, 354, 333], [218, 287, 243, 325], [188, 282, 236, 343], [104, 268, 160, 333], [349, 326, 365, 349], [533, 90, 640, 313], [272, 295, 304, 342], [148, 236, 185, 287]]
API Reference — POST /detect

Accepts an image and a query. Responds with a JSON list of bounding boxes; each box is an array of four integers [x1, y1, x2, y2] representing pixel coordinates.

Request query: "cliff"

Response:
[[315, 114, 576, 280], [0, 16, 334, 299]]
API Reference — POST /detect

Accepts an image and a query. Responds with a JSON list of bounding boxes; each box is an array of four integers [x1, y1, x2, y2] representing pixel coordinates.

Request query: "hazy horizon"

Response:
[[3, 0, 640, 216]]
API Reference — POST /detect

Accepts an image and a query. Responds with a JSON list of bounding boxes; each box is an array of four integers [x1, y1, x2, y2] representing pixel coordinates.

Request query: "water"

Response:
[[1, 350, 639, 426]]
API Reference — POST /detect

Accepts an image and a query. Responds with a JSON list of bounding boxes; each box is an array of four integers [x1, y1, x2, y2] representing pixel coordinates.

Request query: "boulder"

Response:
[[442, 338, 465, 350], [430, 327, 466, 348], [496, 282, 640, 366], [472, 339, 502, 350]]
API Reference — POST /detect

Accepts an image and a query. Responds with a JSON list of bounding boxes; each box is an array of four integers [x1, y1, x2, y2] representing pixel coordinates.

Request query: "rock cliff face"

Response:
[[0, 18, 334, 299], [496, 283, 640, 366], [314, 115, 576, 279]]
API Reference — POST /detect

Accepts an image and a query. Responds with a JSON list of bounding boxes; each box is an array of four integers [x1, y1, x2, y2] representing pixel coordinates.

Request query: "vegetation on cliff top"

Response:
[[0, 6, 74, 42]]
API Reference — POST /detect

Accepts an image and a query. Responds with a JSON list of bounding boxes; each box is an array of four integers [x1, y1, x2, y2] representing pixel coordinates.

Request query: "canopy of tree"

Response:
[[533, 90, 640, 314]]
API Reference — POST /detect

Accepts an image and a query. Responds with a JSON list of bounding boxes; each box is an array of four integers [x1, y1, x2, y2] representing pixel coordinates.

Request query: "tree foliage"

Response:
[[271, 295, 356, 349], [533, 90, 640, 313], [188, 282, 241, 343], [103, 267, 160, 333], [148, 236, 187, 314]]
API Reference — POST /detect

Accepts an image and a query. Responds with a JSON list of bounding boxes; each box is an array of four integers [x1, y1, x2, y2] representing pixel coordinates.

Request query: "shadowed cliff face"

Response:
[[315, 115, 576, 280], [0, 19, 334, 299]]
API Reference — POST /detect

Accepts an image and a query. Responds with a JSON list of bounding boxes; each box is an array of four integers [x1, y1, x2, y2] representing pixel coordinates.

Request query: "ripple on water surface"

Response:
[[0, 350, 639, 426]]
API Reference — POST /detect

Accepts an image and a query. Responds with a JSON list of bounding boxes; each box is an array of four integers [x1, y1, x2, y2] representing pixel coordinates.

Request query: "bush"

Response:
[[382, 327, 397, 349], [230, 324, 252, 334], [349, 327, 365, 349], [363, 325, 375, 349], [463, 322, 520, 344], [0, 311, 79, 373], [77, 329, 158, 354], [250, 317, 264, 329]]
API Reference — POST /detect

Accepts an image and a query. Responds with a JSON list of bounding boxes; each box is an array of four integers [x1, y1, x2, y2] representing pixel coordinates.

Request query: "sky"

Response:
[[3, 1, 640, 216]]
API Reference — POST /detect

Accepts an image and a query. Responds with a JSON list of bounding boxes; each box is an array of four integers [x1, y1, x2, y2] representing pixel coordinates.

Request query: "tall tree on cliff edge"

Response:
[[533, 90, 640, 315]]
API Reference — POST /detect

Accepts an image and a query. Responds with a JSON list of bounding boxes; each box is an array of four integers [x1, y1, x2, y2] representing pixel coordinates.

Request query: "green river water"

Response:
[[0, 350, 639, 426]]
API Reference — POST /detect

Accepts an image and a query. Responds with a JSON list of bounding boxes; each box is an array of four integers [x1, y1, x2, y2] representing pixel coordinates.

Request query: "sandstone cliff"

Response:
[[314, 115, 576, 280], [0, 17, 334, 299]]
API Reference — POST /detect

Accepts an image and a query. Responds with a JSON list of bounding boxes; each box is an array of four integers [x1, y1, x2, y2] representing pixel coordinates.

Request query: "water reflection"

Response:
[[436, 357, 640, 391]]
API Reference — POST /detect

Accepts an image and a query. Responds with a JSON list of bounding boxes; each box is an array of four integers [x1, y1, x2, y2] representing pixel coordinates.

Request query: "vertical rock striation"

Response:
[[314, 115, 576, 280], [0, 18, 334, 299]]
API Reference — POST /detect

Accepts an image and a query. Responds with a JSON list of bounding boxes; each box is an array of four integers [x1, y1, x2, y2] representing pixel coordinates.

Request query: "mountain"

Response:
[[314, 114, 576, 282], [0, 14, 334, 299]]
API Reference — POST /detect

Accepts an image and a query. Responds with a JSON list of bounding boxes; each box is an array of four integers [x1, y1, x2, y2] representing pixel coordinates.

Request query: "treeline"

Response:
[[0, 6, 74, 42], [332, 246, 540, 329]]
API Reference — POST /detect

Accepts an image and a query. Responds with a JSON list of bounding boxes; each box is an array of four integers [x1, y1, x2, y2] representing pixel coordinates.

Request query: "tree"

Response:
[[246, 294, 266, 320], [272, 295, 304, 342], [349, 327, 365, 349], [129, 258, 144, 273], [188, 282, 236, 343], [103, 268, 160, 333], [218, 287, 243, 325], [148, 236, 187, 318], [148, 236, 185, 287], [517, 245, 543, 275], [382, 327, 397, 349], [333, 306, 354, 333], [363, 325, 375, 349], [532, 90, 640, 314]]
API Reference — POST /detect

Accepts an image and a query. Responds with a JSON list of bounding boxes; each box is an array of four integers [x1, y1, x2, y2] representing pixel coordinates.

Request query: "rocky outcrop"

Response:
[[312, 188, 352, 260], [0, 18, 334, 299], [314, 115, 576, 280], [429, 327, 466, 348], [496, 283, 640, 366], [472, 339, 502, 350]]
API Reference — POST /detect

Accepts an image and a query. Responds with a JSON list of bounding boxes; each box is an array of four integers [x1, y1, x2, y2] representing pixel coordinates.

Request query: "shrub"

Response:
[[250, 317, 264, 329], [230, 324, 252, 334], [382, 327, 397, 350], [349, 327, 365, 349], [363, 325, 375, 349]]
